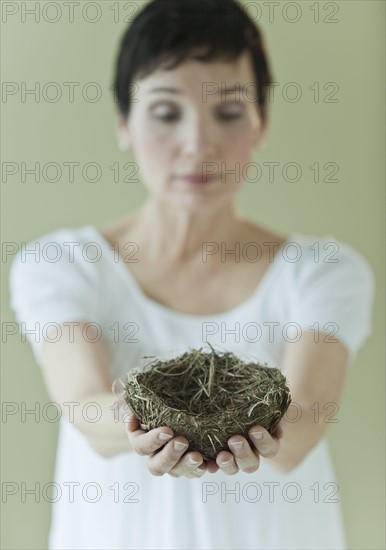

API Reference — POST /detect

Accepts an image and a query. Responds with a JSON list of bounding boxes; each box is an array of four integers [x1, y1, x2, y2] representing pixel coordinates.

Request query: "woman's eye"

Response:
[[151, 104, 179, 123], [218, 112, 243, 121], [155, 113, 179, 123], [150, 104, 243, 124]]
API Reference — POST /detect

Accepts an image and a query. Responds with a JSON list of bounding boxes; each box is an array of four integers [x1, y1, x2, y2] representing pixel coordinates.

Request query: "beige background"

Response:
[[1, 1, 385, 548]]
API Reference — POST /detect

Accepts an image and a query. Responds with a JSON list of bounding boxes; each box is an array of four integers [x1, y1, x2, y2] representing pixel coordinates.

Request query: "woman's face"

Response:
[[118, 50, 266, 212]]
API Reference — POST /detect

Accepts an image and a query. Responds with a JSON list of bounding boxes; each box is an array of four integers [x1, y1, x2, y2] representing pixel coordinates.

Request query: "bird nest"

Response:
[[113, 346, 292, 461]]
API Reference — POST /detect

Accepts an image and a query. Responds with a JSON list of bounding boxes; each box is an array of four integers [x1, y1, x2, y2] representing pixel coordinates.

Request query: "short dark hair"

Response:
[[112, 0, 274, 125]]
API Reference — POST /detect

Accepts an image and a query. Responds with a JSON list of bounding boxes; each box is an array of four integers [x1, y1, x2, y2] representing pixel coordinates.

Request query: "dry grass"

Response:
[[114, 345, 292, 460]]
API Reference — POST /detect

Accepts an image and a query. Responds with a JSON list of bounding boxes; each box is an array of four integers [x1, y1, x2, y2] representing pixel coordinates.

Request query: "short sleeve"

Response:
[[8, 230, 99, 367], [292, 238, 375, 365]]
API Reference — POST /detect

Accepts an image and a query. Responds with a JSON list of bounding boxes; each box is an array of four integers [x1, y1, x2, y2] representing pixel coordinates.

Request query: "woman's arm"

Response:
[[40, 323, 349, 468], [41, 322, 211, 477], [264, 331, 349, 473], [41, 322, 132, 458]]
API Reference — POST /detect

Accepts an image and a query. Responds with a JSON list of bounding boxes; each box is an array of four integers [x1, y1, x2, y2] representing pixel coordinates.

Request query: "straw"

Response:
[[115, 344, 292, 461]]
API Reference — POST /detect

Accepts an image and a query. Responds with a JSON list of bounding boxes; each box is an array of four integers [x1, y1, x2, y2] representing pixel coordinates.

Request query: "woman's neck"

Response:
[[120, 199, 250, 264]]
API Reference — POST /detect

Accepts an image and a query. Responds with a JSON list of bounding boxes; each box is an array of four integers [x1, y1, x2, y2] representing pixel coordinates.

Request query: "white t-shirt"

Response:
[[9, 225, 375, 550]]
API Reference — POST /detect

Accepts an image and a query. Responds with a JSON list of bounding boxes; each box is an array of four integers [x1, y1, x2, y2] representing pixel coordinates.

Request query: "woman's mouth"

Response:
[[179, 173, 219, 184]]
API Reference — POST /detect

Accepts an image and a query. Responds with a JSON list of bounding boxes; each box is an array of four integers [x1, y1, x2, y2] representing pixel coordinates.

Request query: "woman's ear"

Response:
[[252, 118, 268, 150], [116, 115, 131, 152]]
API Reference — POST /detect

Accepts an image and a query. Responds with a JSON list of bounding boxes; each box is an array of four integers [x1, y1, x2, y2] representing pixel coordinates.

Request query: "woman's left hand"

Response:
[[205, 421, 285, 475]]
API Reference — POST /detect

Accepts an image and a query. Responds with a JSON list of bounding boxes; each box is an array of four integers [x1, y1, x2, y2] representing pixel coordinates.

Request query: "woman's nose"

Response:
[[179, 120, 217, 158]]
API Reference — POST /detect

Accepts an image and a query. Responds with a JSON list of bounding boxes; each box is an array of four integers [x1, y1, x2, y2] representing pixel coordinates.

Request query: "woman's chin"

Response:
[[171, 193, 231, 212]]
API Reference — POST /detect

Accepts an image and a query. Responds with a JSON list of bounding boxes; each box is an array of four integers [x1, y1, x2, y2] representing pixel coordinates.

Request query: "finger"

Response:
[[121, 408, 173, 455], [117, 402, 175, 456], [248, 426, 281, 458], [274, 422, 284, 439], [216, 451, 239, 476], [227, 437, 260, 473], [205, 459, 220, 474], [130, 425, 175, 456], [168, 452, 207, 478], [147, 437, 190, 476]]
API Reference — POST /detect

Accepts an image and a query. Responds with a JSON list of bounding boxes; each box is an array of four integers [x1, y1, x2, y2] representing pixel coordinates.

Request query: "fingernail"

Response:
[[195, 469, 205, 475], [230, 441, 244, 449], [159, 433, 173, 441], [174, 441, 188, 451], [188, 457, 200, 465], [220, 459, 232, 465], [251, 432, 263, 440]]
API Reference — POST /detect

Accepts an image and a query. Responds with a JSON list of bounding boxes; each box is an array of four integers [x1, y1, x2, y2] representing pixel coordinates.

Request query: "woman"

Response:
[[9, 1, 375, 549]]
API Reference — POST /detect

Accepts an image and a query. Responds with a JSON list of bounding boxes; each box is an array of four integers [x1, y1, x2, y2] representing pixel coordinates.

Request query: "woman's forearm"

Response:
[[64, 391, 133, 458], [262, 401, 328, 474], [65, 392, 327, 466]]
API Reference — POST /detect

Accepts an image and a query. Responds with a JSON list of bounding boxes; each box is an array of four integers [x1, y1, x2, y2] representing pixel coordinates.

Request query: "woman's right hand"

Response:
[[114, 400, 207, 478]]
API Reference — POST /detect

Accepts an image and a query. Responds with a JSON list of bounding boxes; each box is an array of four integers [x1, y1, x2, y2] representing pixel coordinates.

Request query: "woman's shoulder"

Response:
[[289, 231, 371, 265], [238, 220, 288, 254], [13, 225, 95, 254], [285, 231, 374, 292], [241, 223, 375, 293], [9, 225, 100, 284]]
